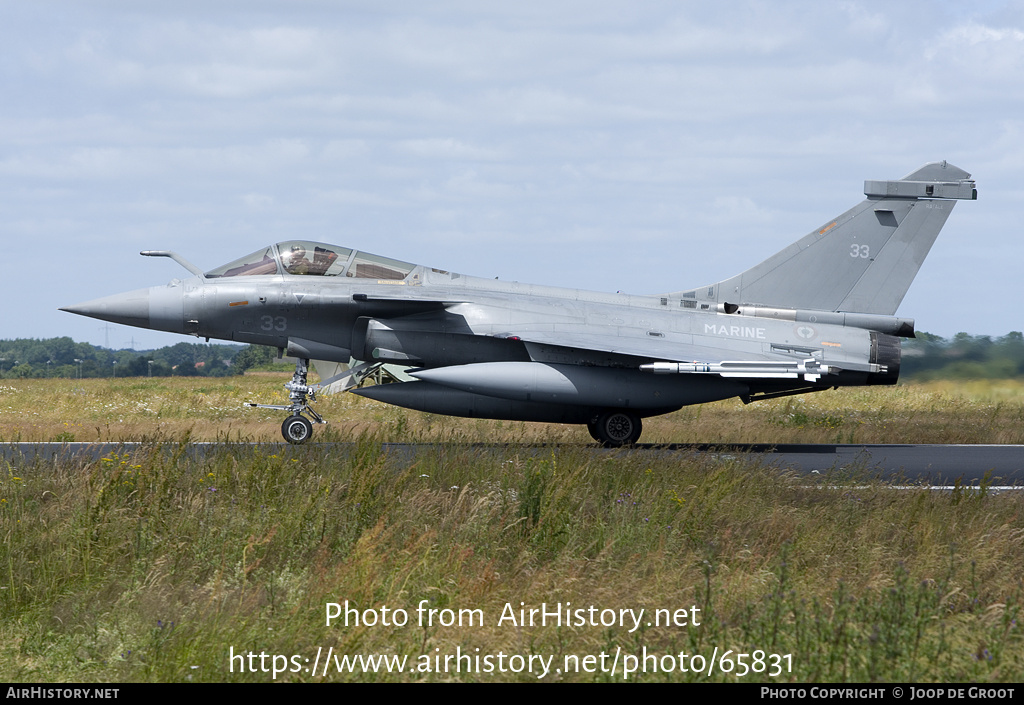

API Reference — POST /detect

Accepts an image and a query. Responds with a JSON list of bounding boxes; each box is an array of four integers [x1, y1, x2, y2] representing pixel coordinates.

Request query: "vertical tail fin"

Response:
[[681, 161, 976, 315]]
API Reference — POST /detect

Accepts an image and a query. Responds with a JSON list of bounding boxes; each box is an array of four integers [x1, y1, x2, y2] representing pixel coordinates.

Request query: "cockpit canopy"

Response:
[[205, 241, 417, 281]]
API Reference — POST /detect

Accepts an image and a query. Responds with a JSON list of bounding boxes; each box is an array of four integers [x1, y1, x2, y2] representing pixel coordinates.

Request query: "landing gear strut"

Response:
[[246, 358, 324, 444], [246, 357, 383, 444], [588, 410, 643, 448]]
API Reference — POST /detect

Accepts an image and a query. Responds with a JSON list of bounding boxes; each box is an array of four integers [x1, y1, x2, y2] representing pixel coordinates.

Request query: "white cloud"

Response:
[[708, 195, 773, 225], [396, 138, 501, 161], [241, 193, 274, 208], [935, 22, 1024, 49], [313, 188, 399, 207], [320, 139, 370, 160], [838, 2, 890, 36]]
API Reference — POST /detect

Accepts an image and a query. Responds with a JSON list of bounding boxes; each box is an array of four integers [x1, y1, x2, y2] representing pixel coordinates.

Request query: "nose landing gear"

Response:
[[246, 358, 325, 444], [246, 357, 381, 444]]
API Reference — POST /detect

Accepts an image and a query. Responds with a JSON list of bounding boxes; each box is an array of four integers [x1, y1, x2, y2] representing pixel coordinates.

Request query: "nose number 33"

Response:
[[261, 315, 287, 331]]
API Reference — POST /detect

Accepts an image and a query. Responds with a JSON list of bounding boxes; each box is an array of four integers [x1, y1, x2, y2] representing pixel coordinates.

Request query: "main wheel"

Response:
[[282, 415, 313, 444], [593, 410, 642, 447]]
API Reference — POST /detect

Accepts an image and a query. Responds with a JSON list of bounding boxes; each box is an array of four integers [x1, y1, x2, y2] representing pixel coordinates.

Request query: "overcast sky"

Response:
[[3, 1, 1022, 350]]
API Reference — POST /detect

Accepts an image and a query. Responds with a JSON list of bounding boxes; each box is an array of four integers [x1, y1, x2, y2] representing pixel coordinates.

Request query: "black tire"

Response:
[[282, 415, 313, 444], [594, 410, 642, 447], [586, 417, 603, 442]]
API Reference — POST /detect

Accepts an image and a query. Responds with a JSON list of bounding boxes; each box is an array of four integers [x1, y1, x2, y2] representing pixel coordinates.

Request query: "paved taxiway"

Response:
[[3, 442, 1023, 486]]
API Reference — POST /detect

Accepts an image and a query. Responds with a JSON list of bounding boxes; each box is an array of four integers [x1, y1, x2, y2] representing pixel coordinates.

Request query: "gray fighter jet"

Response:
[[62, 161, 977, 445]]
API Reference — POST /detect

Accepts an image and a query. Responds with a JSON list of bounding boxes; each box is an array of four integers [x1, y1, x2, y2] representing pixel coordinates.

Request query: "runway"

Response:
[[4, 442, 1023, 487]]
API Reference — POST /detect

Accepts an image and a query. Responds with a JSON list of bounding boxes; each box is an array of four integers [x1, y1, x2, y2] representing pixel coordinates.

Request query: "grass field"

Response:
[[4, 374, 1024, 445], [2, 376, 1023, 682]]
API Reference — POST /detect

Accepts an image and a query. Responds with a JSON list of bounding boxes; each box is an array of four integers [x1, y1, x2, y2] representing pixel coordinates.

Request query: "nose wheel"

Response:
[[282, 414, 314, 444]]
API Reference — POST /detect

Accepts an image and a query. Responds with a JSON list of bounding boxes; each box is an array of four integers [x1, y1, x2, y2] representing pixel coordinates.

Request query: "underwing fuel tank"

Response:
[[352, 381, 599, 424], [408, 361, 748, 409]]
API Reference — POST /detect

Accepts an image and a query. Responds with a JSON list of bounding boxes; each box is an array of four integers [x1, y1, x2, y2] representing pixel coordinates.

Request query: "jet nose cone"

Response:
[[60, 288, 150, 329]]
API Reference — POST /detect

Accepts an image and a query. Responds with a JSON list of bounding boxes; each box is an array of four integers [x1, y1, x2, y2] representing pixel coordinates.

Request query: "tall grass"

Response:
[[3, 376, 1024, 444], [2, 435, 1021, 682], [3, 376, 1023, 681]]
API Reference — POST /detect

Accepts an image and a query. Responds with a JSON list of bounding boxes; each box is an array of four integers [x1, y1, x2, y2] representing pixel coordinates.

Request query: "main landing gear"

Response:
[[587, 410, 643, 448]]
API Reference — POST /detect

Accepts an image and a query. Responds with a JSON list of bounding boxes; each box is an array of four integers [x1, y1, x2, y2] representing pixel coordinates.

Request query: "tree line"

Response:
[[901, 331, 1024, 380], [0, 337, 280, 379], [2, 332, 1023, 380]]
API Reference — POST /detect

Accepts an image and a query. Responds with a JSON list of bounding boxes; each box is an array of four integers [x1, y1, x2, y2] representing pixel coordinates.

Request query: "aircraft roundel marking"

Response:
[[795, 325, 816, 340]]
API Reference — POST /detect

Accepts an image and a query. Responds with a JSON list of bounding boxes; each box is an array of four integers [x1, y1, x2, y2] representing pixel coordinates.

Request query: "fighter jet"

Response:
[[62, 161, 977, 446]]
